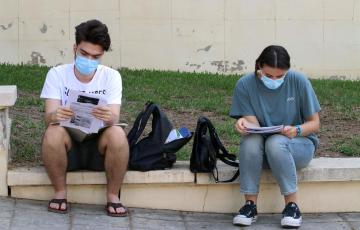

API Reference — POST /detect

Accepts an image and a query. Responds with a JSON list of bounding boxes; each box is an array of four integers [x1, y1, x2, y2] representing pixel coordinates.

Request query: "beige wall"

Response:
[[0, 0, 359, 79]]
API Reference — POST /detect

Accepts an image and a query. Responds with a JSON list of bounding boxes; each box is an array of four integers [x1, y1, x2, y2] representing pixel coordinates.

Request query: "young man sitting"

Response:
[[40, 19, 129, 217]]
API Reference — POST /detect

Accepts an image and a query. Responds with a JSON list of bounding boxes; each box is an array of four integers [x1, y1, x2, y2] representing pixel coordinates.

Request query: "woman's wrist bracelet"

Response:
[[295, 125, 302, 136]]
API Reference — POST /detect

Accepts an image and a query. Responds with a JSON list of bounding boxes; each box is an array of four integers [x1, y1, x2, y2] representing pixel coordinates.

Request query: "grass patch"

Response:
[[121, 68, 239, 115], [331, 136, 360, 157], [0, 64, 48, 92], [311, 79, 360, 120], [0, 64, 360, 165]]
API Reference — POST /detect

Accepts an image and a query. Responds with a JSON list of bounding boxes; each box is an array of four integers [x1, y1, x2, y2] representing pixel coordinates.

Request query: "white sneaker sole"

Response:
[[233, 215, 257, 226], [281, 216, 302, 228]]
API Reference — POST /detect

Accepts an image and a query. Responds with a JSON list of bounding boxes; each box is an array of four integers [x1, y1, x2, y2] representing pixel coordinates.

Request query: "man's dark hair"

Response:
[[255, 45, 290, 75], [75, 19, 111, 51]]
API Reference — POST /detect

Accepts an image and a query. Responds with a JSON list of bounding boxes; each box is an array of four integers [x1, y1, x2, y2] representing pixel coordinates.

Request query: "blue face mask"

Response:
[[261, 74, 286, 90], [75, 54, 100, 76]]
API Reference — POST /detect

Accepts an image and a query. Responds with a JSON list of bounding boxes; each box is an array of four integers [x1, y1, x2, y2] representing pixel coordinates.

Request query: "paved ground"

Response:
[[1, 197, 360, 230]]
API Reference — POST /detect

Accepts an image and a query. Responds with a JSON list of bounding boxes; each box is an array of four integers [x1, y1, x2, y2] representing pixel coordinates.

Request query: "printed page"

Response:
[[245, 125, 284, 134], [60, 90, 107, 134]]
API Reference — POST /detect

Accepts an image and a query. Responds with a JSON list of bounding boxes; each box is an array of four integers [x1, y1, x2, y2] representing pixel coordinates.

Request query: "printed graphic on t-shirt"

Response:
[[64, 87, 107, 96], [64, 86, 106, 105], [287, 97, 295, 102]]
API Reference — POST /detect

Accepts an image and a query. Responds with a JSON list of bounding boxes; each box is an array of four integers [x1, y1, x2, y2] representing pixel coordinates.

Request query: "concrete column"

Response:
[[0, 86, 17, 196]]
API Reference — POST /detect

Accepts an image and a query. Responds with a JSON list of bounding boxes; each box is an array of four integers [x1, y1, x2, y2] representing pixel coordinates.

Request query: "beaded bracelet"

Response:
[[295, 125, 302, 137]]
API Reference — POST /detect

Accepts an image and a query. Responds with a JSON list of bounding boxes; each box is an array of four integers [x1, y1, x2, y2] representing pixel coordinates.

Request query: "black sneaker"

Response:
[[281, 202, 302, 228], [233, 200, 258, 226]]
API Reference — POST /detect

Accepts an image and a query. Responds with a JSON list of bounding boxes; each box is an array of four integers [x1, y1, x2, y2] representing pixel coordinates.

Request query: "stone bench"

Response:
[[2, 85, 360, 213], [7, 158, 360, 213]]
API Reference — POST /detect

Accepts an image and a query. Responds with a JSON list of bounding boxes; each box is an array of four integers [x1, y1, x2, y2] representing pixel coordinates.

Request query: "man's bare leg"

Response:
[[42, 125, 72, 211], [98, 126, 129, 214]]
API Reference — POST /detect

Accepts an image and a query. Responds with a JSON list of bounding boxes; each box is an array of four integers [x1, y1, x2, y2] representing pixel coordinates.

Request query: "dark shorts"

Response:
[[67, 135, 105, 171]]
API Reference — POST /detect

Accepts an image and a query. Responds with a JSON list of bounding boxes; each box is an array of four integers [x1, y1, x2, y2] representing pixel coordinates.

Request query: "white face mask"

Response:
[[75, 54, 100, 76], [260, 71, 287, 90]]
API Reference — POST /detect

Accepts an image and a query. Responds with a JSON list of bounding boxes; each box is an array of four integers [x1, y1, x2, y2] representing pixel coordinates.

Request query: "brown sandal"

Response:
[[105, 202, 128, 217], [48, 199, 68, 214]]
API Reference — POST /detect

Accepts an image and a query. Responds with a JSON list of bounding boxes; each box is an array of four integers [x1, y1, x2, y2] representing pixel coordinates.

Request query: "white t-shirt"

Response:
[[40, 63, 122, 106]]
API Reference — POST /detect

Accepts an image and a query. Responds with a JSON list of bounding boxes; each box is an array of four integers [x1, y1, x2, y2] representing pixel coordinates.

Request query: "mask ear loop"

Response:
[[281, 71, 288, 79]]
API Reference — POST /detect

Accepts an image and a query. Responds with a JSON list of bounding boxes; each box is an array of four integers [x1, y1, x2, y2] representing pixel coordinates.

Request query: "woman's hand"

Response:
[[235, 118, 251, 135], [52, 106, 73, 122], [235, 116, 260, 136], [281, 126, 297, 138]]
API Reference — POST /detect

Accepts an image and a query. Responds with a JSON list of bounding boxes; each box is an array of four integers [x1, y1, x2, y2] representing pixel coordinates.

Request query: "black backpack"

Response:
[[127, 102, 192, 171], [190, 116, 239, 182]]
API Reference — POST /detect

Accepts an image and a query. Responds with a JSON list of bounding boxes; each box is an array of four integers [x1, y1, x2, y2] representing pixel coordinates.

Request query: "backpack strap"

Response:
[[211, 165, 219, 182], [190, 116, 204, 170], [212, 129, 239, 183], [215, 138, 238, 167], [199, 116, 239, 183], [133, 103, 160, 145], [127, 103, 147, 144], [127, 102, 158, 147], [203, 117, 239, 167]]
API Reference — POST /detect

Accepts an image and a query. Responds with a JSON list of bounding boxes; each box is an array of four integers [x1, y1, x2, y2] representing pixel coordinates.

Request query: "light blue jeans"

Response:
[[239, 134, 315, 195]]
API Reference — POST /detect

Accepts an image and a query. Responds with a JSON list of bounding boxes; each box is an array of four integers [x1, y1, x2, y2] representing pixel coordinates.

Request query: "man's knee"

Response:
[[42, 125, 71, 149], [101, 126, 128, 149]]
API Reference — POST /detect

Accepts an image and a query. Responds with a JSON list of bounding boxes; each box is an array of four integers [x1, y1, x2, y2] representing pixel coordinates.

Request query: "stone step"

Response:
[[7, 158, 360, 213]]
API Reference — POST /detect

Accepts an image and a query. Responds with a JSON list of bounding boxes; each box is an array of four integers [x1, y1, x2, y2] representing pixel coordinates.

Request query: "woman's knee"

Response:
[[294, 159, 311, 169], [289, 138, 315, 169], [264, 134, 290, 159], [240, 134, 264, 157]]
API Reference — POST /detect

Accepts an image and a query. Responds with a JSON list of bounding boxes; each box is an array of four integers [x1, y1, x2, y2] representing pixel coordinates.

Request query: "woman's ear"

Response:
[[256, 64, 262, 77], [256, 69, 262, 78]]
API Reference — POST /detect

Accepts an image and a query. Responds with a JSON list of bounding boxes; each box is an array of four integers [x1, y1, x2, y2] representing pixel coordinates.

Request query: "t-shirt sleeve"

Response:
[[40, 68, 61, 100], [229, 79, 256, 119], [300, 78, 321, 119], [106, 70, 122, 105]]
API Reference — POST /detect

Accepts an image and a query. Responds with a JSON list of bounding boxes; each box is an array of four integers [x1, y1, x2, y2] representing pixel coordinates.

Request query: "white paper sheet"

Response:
[[245, 125, 284, 134], [60, 90, 107, 134]]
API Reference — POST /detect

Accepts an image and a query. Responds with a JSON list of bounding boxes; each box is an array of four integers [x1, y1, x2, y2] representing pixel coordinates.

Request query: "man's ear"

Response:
[[73, 44, 77, 55]]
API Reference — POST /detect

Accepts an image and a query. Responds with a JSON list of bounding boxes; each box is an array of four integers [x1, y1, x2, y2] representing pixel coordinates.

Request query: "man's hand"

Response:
[[52, 106, 73, 122], [92, 105, 114, 124], [281, 126, 297, 138]]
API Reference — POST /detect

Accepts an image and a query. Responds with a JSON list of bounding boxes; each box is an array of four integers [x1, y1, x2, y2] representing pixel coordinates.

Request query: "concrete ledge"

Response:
[[7, 158, 360, 213], [0, 86, 17, 107], [8, 161, 194, 186], [0, 85, 17, 196], [197, 157, 360, 184]]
